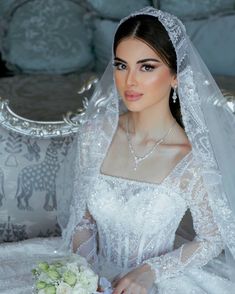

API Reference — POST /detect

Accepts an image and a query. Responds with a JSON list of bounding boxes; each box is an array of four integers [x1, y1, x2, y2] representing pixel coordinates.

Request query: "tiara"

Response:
[[118, 6, 187, 50]]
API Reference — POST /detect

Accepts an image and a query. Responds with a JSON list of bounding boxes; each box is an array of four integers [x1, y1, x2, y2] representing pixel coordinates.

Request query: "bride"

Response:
[[0, 6, 235, 294]]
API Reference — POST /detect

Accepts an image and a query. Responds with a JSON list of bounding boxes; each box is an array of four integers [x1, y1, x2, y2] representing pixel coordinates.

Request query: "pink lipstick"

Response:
[[124, 91, 143, 101]]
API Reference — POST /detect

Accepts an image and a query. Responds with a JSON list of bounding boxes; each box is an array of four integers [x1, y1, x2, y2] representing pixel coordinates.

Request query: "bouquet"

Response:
[[32, 254, 112, 294]]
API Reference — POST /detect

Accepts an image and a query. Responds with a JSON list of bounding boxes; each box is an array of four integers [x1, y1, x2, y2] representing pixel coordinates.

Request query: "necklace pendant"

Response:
[[133, 156, 142, 171], [126, 116, 176, 172]]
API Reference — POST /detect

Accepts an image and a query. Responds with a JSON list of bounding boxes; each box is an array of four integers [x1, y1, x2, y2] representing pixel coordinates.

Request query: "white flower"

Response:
[[66, 262, 79, 273], [76, 268, 99, 293], [56, 282, 73, 294], [80, 266, 97, 278], [72, 285, 90, 294]]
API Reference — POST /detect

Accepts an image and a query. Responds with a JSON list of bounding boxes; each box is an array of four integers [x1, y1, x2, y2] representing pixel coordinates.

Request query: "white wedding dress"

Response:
[[0, 149, 234, 293]]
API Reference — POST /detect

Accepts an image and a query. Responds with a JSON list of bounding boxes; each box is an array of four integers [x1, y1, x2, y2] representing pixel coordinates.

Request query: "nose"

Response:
[[126, 69, 137, 87]]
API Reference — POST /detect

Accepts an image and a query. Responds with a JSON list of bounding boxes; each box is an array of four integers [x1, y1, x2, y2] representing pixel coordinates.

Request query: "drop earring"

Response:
[[172, 85, 177, 103]]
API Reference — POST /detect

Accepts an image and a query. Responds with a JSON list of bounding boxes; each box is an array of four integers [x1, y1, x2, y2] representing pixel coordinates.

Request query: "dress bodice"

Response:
[[88, 174, 187, 269], [86, 152, 194, 279]]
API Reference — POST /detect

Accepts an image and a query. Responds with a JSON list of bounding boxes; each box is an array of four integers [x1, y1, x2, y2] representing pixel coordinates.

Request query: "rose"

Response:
[[36, 281, 47, 290], [56, 282, 73, 294], [66, 262, 79, 274], [47, 269, 61, 280], [48, 265, 57, 271], [63, 271, 77, 287], [44, 285, 56, 294], [76, 267, 98, 293], [38, 262, 49, 272]]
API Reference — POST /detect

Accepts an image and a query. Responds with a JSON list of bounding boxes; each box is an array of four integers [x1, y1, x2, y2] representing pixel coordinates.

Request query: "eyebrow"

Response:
[[114, 57, 161, 64]]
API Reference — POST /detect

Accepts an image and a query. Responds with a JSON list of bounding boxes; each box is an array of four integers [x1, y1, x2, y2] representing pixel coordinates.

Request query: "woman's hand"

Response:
[[112, 263, 155, 294]]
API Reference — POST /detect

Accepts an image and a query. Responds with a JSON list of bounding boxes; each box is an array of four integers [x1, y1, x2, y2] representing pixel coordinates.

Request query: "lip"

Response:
[[124, 91, 143, 101]]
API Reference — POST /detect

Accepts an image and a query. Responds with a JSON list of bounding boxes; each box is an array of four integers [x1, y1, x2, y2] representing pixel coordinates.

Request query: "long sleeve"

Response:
[[72, 209, 98, 268], [62, 124, 99, 269], [144, 175, 224, 284]]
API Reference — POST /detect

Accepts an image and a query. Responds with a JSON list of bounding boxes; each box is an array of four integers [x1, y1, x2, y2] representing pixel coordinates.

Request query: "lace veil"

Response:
[[60, 7, 235, 280]]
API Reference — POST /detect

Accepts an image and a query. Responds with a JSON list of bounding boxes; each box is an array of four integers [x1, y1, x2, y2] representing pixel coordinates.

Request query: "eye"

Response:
[[141, 64, 156, 72], [112, 62, 127, 71]]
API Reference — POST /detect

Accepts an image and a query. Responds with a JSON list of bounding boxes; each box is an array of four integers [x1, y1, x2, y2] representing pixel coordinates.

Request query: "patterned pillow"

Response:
[[86, 0, 151, 19], [1, 0, 93, 74], [93, 18, 118, 72], [157, 0, 234, 20], [0, 122, 76, 242], [185, 14, 235, 75], [0, 0, 16, 17]]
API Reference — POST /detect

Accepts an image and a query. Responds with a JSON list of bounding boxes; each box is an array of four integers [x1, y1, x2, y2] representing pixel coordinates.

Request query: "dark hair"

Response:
[[113, 15, 183, 128]]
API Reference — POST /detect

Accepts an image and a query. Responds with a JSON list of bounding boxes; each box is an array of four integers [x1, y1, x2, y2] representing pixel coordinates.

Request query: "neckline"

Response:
[[99, 150, 193, 187]]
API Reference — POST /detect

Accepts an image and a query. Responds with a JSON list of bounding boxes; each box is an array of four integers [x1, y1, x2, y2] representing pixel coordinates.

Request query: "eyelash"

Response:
[[112, 62, 126, 70], [141, 64, 156, 72], [112, 62, 156, 72]]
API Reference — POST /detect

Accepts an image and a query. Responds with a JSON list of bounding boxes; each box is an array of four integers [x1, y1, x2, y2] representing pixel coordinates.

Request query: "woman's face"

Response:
[[113, 37, 177, 112]]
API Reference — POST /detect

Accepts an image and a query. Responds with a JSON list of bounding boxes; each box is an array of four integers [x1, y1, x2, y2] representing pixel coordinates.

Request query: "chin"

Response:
[[122, 98, 142, 111], [123, 103, 144, 113], [123, 100, 152, 113]]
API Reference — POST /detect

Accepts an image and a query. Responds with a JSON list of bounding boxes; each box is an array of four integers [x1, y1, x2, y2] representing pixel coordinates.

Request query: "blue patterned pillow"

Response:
[[0, 0, 16, 17], [86, 0, 151, 19], [93, 18, 118, 72], [1, 0, 93, 74], [185, 14, 235, 75], [158, 0, 234, 20]]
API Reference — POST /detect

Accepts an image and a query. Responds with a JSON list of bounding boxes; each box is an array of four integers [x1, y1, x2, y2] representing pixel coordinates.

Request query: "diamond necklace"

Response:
[[126, 116, 176, 171]]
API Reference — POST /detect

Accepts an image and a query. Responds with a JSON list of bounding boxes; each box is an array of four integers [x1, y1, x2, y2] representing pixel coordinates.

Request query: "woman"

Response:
[[0, 6, 234, 294], [62, 6, 235, 294]]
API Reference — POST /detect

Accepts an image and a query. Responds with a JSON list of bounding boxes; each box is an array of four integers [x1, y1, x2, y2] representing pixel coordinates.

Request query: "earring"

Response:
[[172, 85, 177, 103]]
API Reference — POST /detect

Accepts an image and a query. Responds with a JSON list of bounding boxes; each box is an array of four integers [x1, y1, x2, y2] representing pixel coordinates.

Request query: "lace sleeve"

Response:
[[72, 209, 98, 267], [144, 174, 224, 284], [61, 124, 99, 269]]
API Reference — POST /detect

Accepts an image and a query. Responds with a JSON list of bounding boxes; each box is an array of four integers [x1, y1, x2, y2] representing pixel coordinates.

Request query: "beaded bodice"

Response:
[[80, 152, 224, 283], [89, 173, 186, 269]]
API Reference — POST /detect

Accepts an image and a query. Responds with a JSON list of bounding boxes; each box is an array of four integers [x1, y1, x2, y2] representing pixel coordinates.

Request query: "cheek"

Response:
[[143, 69, 172, 92]]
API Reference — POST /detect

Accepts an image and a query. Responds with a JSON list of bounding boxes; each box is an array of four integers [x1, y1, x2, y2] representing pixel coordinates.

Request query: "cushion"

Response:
[[184, 14, 235, 75], [158, 0, 234, 20], [1, 0, 93, 74], [93, 18, 119, 72], [0, 0, 16, 17], [0, 110, 76, 242], [86, 0, 151, 19]]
